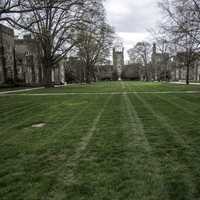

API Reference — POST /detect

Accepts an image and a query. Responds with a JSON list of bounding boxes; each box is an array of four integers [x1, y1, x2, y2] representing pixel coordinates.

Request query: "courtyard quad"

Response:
[[1, 81, 200, 199]]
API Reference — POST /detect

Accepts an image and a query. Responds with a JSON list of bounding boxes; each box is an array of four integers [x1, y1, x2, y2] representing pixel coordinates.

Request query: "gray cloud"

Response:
[[104, 0, 162, 62], [105, 0, 161, 33]]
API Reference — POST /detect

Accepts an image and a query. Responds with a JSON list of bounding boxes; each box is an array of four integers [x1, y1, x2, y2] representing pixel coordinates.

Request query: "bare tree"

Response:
[[159, 0, 200, 84], [76, 0, 114, 83], [128, 42, 151, 81], [9, 0, 85, 86], [0, 0, 22, 20], [0, 0, 44, 25]]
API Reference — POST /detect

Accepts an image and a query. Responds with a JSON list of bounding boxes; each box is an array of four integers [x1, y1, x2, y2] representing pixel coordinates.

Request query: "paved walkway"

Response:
[[0, 87, 44, 95], [170, 81, 200, 85], [0, 91, 200, 96]]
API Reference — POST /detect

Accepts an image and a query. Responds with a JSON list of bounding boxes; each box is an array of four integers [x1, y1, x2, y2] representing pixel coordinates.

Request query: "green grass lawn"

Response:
[[1, 81, 200, 200], [17, 81, 200, 94]]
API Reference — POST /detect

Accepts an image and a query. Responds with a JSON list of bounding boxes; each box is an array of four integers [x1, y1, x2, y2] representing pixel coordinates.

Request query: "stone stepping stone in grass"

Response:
[[31, 123, 46, 128]]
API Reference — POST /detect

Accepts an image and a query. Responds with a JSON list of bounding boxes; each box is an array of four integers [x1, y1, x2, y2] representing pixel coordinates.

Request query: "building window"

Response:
[[25, 51, 31, 56]]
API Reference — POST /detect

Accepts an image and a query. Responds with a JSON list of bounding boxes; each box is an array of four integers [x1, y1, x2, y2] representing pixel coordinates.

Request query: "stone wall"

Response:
[[15, 36, 43, 84]]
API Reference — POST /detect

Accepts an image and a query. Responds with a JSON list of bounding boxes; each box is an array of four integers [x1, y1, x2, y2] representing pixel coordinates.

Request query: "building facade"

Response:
[[113, 47, 124, 80], [151, 43, 200, 82], [0, 24, 65, 86], [0, 24, 15, 84], [15, 34, 43, 85], [170, 52, 200, 82]]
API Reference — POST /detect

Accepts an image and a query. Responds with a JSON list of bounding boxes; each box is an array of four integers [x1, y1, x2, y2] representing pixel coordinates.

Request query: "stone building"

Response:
[[0, 24, 65, 86], [0, 24, 15, 84], [113, 46, 124, 80], [171, 52, 200, 82], [15, 35, 65, 85], [151, 43, 200, 82], [15, 34, 43, 85]]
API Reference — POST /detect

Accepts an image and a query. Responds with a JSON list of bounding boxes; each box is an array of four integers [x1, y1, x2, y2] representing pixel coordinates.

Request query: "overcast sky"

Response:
[[104, 0, 162, 61]]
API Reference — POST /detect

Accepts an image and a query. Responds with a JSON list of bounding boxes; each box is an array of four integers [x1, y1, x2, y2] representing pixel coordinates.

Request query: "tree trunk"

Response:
[[91, 64, 96, 82], [39, 65, 43, 83], [43, 59, 53, 87], [186, 52, 190, 85], [145, 64, 149, 81], [1, 45, 7, 83], [85, 64, 91, 84], [186, 62, 190, 85], [44, 67, 53, 87], [92, 70, 97, 82], [13, 47, 18, 84]]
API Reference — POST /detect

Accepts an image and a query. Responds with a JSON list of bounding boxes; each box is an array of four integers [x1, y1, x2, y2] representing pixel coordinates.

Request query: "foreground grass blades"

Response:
[[0, 82, 200, 199]]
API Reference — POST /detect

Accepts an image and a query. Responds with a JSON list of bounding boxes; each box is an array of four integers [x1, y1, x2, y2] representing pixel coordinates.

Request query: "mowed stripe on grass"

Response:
[[122, 94, 166, 199], [48, 95, 113, 199], [0, 95, 109, 199], [0, 82, 200, 199], [58, 94, 166, 199], [130, 93, 200, 199]]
